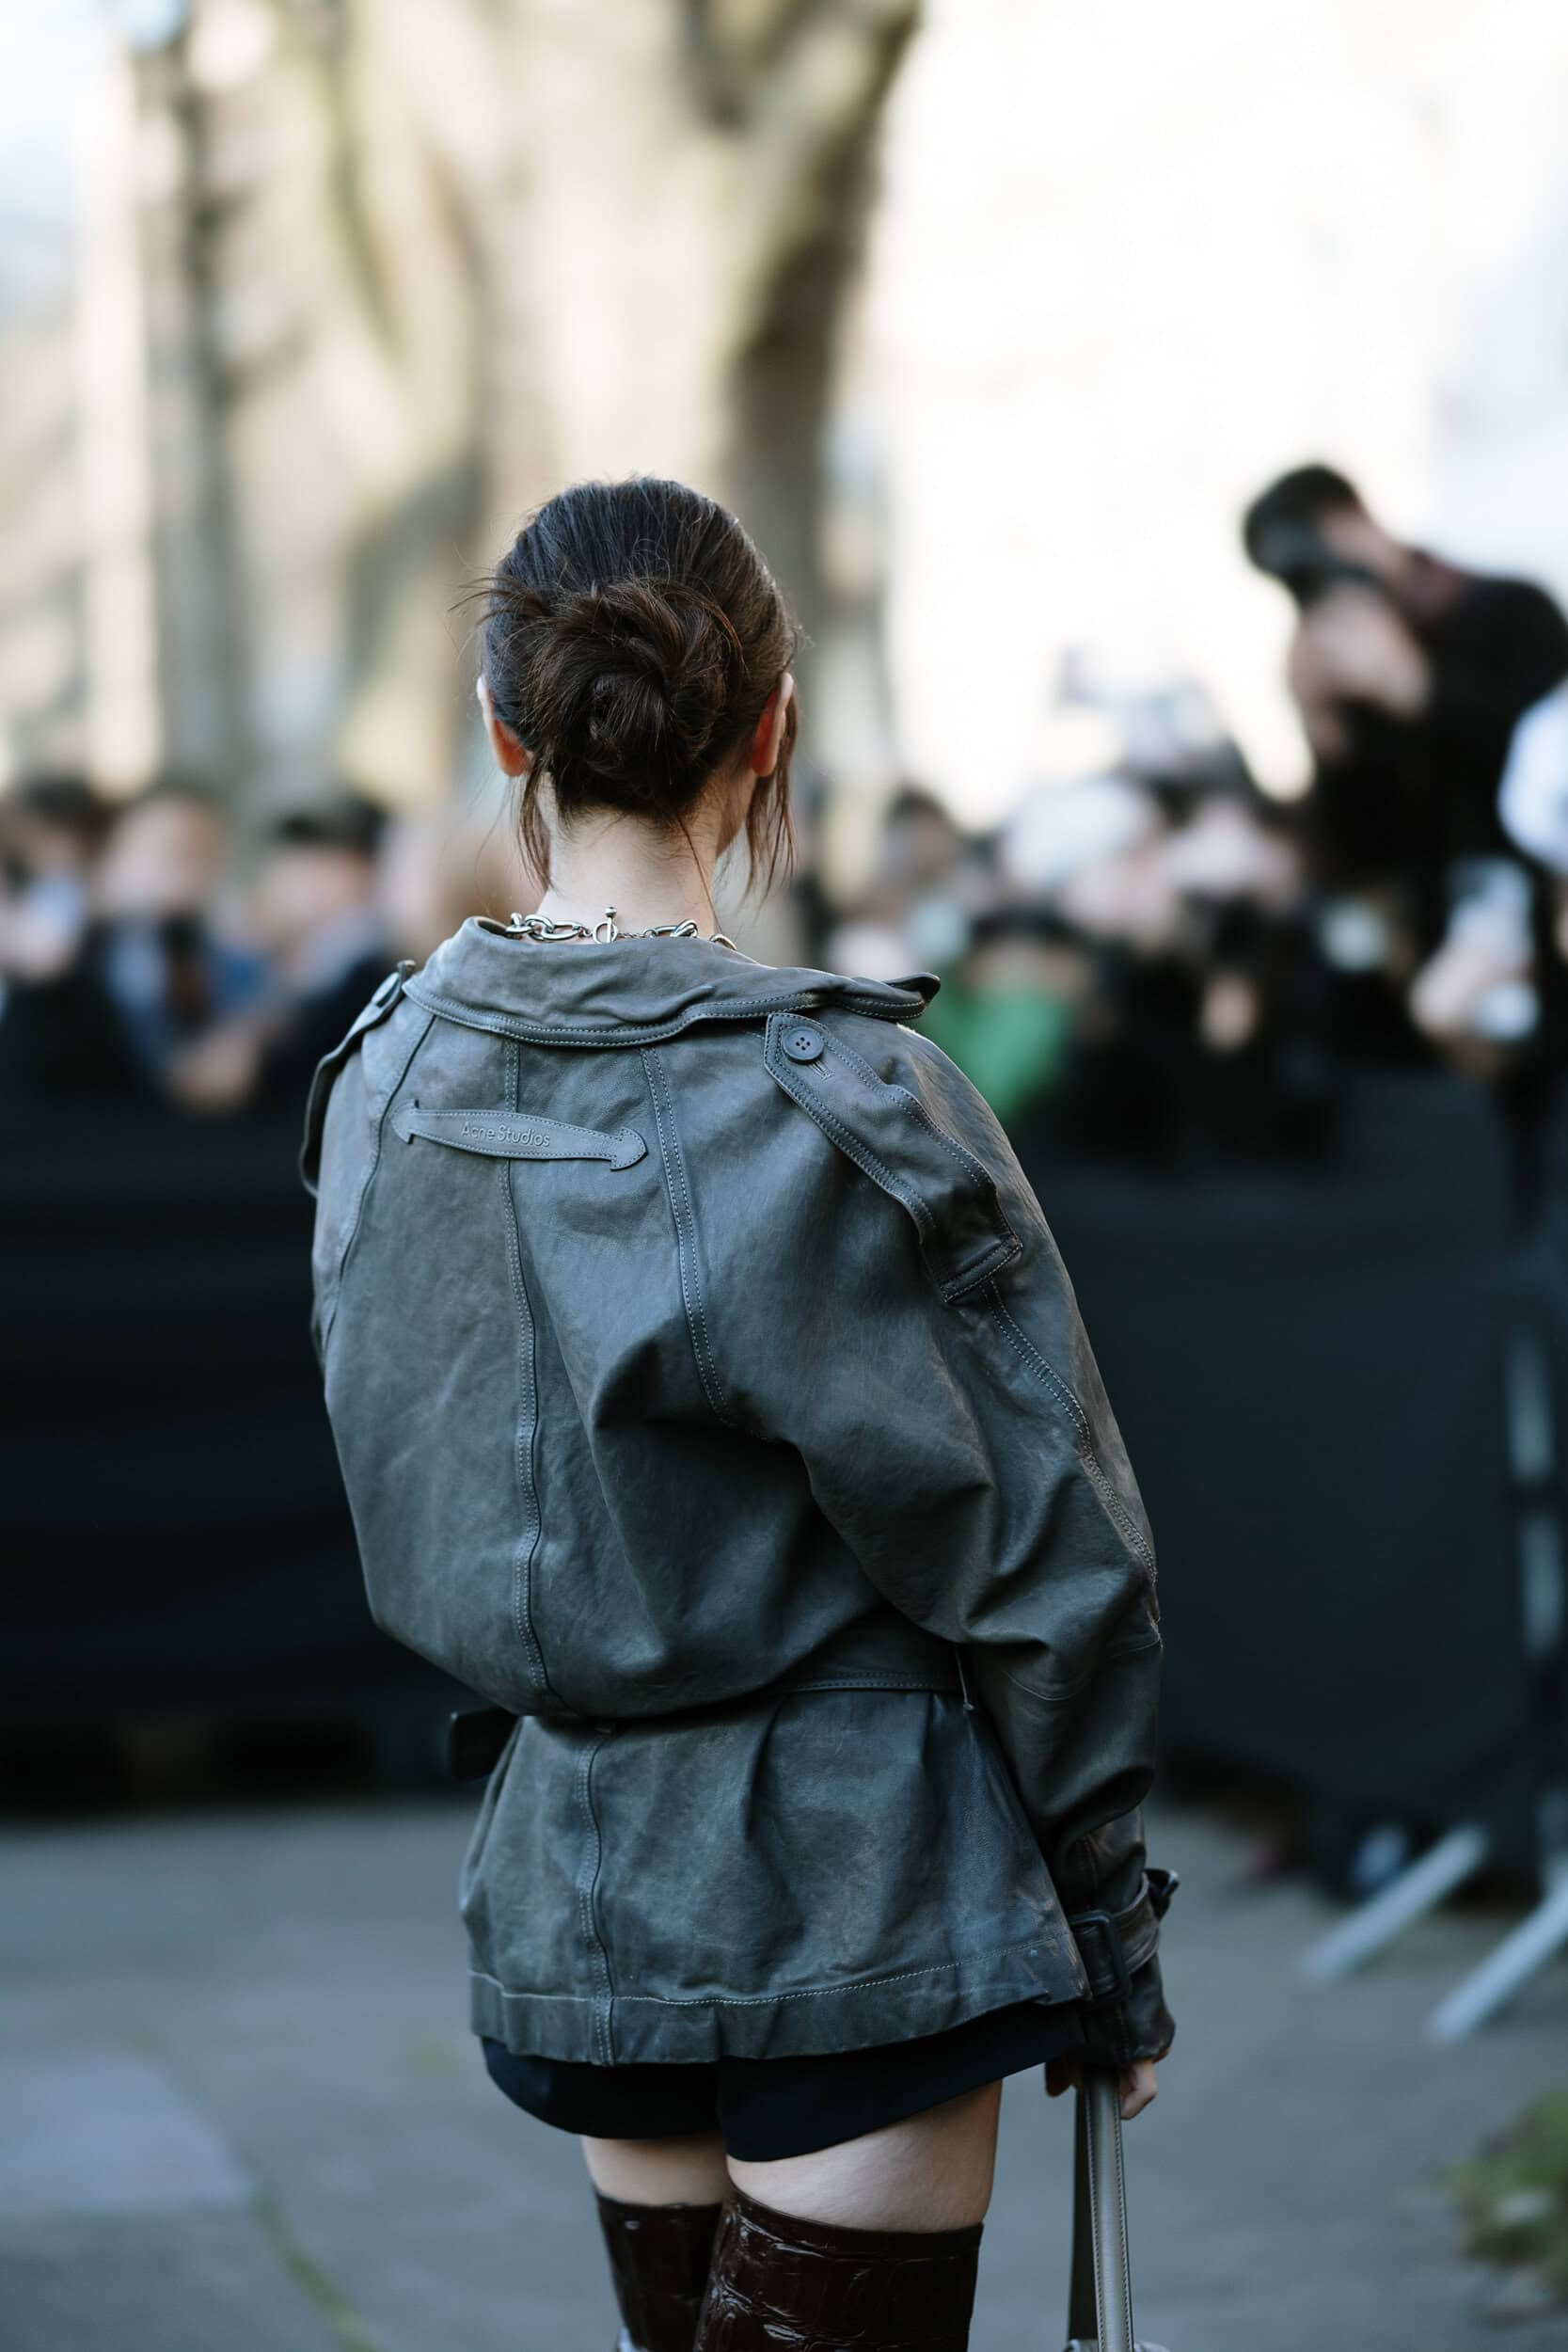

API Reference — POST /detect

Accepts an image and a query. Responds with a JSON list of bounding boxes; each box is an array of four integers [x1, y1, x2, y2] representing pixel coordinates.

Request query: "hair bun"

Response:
[[563, 578, 742, 803], [480, 477, 800, 885], [489, 573, 746, 815]]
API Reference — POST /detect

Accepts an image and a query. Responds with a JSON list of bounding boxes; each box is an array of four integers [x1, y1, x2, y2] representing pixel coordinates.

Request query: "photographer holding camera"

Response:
[[1243, 464, 1568, 1071]]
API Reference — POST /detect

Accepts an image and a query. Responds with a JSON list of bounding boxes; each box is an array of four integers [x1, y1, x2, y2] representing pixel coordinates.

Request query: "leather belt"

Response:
[[770, 1611, 962, 1698], [447, 1612, 961, 1779]]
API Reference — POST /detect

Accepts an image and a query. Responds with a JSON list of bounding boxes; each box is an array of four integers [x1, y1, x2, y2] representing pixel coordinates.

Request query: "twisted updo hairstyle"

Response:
[[481, 478, 801, 891]]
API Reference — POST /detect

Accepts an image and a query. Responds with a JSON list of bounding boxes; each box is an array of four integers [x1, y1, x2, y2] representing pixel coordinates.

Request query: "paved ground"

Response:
[[3, 1788, 1566, 2352]]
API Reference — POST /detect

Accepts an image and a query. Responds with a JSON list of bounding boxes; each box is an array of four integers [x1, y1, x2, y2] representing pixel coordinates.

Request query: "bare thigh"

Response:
[[729, 2080, 1004, 2232], [580, 2080, 1004, 2231], [581, 2131, 732, 2205]]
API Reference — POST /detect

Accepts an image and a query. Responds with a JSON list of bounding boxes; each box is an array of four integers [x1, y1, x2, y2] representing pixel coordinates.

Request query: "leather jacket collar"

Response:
[[404, 915, 939, 1047]]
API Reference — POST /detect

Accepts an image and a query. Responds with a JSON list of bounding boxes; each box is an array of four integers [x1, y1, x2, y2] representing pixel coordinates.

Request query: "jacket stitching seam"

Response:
[[574, 1736, 616, 2062], [502, 1040, 541, 1698], [766, 1036, 935, 1240], [502, 1025, 563, 1712], [795, 1086, 929, 1237], [940, 1235, 1023, 1303], [779, 1673, 958, 1692], [984, 1286, 1157, 1578], [641, 1045, 737, 1431], [468, 1927, 1058, 2010], [829, 1028, 1017, 1209], [321, 1009, 433, 1358], [499, 1102, 564, 1712]]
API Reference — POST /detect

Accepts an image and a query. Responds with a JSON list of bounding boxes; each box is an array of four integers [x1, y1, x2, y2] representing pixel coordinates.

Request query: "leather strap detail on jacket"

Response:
[[299, 961, 416, 1196], [446, 1615, 962, 1765], [391, 1104, 648, 1168], [772, 1611, 961, 1697], [762, 1012, 1022, 1302], [1067, 1871, 1171, 2005]]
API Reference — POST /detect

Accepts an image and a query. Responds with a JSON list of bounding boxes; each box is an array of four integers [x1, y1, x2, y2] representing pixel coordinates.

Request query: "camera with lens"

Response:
[[1250, 522, 1381, 611]]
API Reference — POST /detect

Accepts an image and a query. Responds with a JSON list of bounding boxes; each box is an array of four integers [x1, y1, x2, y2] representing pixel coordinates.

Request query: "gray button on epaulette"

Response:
[[783, 1025, 824, 1062]]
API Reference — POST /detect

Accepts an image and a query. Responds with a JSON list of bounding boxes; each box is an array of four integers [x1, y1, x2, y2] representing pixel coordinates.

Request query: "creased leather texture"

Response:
[[694, 2190, 983, 2350], [595, 2194, 722, 2352], [306, 923, 1172, 2066]]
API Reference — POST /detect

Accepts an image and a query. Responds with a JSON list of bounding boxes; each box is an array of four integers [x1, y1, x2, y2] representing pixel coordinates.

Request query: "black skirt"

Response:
[[481, 1996, 1085, 2163]]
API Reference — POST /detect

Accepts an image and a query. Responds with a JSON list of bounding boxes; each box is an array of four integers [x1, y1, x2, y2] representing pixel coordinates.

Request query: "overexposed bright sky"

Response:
[[0, 5, 90, 301], [862, 0, 1568, 818], [0, 3, 186, 304], [9, 0, 1568, 828]]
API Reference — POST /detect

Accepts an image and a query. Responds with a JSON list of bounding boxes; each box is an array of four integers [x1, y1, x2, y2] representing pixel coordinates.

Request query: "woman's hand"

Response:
[[1045, 2055, 1159, 2122]]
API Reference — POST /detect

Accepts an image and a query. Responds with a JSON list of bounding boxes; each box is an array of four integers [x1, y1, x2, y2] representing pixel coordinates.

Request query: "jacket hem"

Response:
[[468, 1934, 1085, 2064]]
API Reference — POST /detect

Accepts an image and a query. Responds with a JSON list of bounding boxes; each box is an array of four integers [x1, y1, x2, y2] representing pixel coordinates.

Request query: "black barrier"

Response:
[[1025, 1072, 1538, 1859], [0, 1103, 455, 1724], [1530, 1084, 1568, 1815], [2, 1077, 1547, 1859]]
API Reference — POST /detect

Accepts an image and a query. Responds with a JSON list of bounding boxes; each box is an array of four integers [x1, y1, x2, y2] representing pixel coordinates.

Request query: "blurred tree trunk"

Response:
[[484, 0, 921, 636], [140, 0, 917, 811], [135, 39, 252, 790]]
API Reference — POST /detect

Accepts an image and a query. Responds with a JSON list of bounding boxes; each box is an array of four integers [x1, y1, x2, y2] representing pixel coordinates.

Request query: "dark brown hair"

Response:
[[481, 478, 800, 892]]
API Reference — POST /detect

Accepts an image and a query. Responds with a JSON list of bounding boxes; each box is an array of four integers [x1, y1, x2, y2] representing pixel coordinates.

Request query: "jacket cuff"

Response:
[[1069, 1864, 1177, 2066], [1077, 1951, 1175, 2067]]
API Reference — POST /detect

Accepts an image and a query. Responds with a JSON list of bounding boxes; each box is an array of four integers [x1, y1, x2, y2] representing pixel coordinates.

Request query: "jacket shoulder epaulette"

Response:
[[760, 1008, 1021, 1302]]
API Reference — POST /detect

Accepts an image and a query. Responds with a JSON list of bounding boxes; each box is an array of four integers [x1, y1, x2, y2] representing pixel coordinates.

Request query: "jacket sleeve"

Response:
[[719, 1010, 1175, 2064]]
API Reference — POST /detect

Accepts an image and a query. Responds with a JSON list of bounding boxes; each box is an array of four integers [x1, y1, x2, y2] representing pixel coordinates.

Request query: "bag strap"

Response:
[[1067, 2069, 1135, 2352]]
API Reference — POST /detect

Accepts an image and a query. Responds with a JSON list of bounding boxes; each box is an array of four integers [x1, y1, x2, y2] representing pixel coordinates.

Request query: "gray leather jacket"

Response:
[[303, 919, 1174, 2067]]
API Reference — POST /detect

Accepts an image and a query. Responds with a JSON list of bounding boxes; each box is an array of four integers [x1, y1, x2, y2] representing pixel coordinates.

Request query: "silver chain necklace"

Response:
[[505, 904, 738, 949]]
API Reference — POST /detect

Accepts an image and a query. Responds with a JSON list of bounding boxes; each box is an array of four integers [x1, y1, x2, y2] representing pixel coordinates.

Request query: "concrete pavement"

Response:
[[3, 1789, 1566, 2351]]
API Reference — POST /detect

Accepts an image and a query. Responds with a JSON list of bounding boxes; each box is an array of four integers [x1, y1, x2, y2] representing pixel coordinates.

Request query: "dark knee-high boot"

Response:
[[594, 2193, 724, 2352], [693, 2188, 983, 2351]]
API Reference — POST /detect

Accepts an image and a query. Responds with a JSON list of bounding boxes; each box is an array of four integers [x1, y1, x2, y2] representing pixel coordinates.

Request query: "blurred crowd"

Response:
[[824, 465, 1568, 1164], [8, 464, 1568, 1152], [0, 778, 531, 1118]]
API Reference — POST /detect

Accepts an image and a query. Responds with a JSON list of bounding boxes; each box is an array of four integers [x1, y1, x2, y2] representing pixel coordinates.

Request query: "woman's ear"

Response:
[[748, 673, 795, 778], [477, 675, 533, 779]]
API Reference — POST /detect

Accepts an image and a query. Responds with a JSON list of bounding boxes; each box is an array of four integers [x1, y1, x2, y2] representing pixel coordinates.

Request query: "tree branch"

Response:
[[725, 0, 921, 328], [682, 0, 823, 123]]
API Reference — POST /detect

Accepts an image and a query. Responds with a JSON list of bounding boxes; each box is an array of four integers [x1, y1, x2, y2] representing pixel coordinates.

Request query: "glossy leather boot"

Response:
[[595, 2193, 724, 2352], [693, 2187, 983, 2350]]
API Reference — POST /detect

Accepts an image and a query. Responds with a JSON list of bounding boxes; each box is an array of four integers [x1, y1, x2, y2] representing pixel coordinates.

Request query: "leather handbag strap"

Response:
[[1066, 2069, 1135, 2352]]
